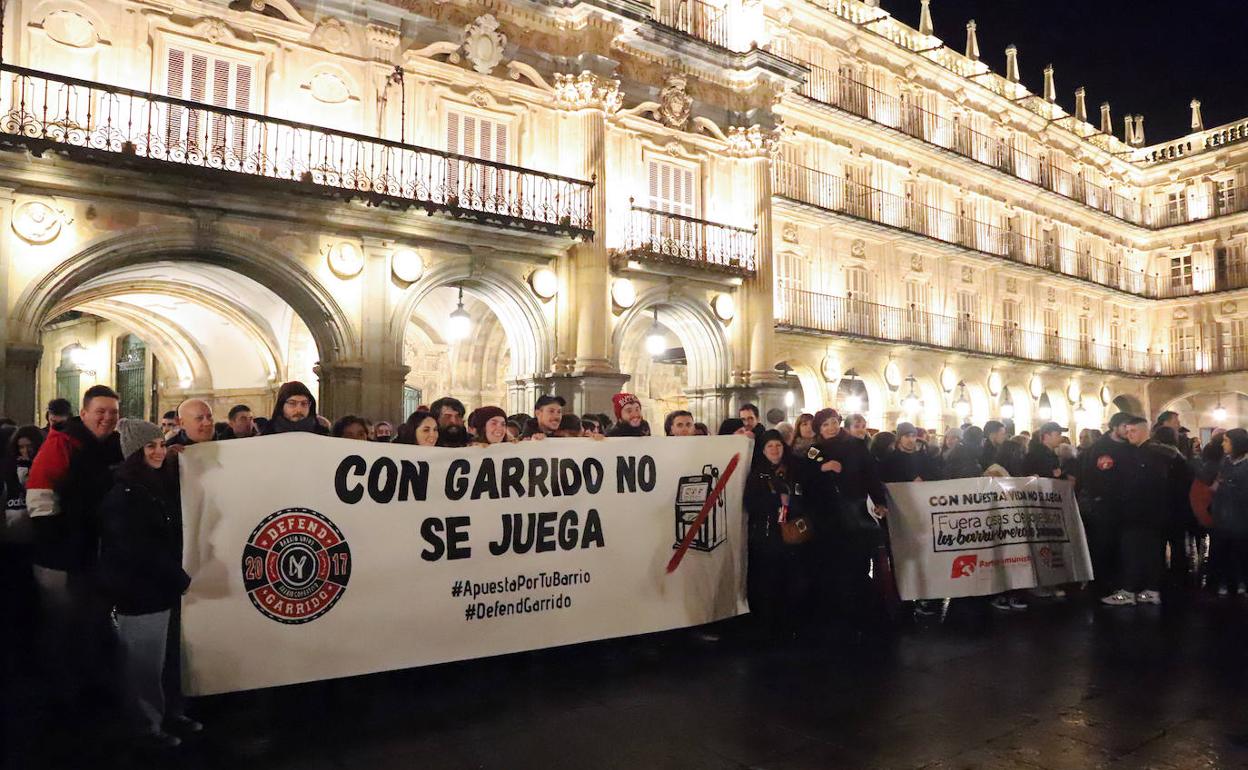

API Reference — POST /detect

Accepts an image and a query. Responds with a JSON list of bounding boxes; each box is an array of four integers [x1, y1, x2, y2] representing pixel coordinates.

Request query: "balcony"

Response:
[[775, 287, 1148, 374], [650, 0, 731, 51], [773, 160, 1158, 297], [795, 65, 1144, 226], [0, 64, 593, 239], [616, 203, 756, 277]]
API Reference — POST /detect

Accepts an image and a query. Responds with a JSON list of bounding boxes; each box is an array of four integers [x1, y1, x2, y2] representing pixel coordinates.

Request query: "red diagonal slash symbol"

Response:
[[666, 452, 741, 574]]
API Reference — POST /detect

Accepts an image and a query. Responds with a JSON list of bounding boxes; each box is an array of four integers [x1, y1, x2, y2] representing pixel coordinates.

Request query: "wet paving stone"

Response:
[[7, 593, 1248, 769]]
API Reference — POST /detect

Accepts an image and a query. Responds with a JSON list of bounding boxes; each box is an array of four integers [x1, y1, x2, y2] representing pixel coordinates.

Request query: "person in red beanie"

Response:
[[608, 393, 649, 437], [469, 406, 510, 445]]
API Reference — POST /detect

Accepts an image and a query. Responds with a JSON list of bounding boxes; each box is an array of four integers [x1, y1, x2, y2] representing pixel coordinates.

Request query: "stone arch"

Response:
[[14, 225, 358, 363], [390, 258, 553, 382], [612, 289, 731, 390], [1111, 394, 1145, 417], [72, 298, 214, 392]]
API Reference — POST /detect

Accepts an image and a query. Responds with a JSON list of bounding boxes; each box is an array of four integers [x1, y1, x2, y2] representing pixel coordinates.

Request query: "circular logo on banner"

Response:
[[242, 508, 351, 625], [1096, 455, 1115, 471]]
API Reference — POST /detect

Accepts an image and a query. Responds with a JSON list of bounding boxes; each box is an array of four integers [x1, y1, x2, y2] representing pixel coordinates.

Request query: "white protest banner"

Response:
[[179, 434, 750, 695], [885, 477, 1093, 601]]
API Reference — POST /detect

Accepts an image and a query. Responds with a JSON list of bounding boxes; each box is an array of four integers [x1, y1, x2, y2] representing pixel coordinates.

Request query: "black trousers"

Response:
[[1207, 532, 1248, 591], [1118, 527, 1164, 593]]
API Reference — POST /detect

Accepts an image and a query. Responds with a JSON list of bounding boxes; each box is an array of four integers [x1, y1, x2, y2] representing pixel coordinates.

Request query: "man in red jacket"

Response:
[[27, 384, 123, 703]]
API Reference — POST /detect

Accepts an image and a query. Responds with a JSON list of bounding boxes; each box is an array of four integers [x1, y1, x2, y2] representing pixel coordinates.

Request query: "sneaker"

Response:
[[989, 596, 1012, 612], [1101, 590, 1137, 607], [1238, 585, 1247, 596], [914, 600, 941, 616], [1008, 597, 1029, 611], [1217, 586, 1230, 598], [1031, 587, 1055, 599], [167, 715, 203, 734], [1052, 588, 1067, 599], [136, 731, 182, 750], [1136, 590, 1162, 605]]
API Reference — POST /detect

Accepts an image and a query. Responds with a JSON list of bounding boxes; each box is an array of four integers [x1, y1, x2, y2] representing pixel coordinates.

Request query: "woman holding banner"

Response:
[[468, 407, 512, 446], [98, 419, 199, 749]]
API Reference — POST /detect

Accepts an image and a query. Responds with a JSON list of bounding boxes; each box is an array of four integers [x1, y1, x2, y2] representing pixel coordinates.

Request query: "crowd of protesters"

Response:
[[2, 382, 1246, 755]]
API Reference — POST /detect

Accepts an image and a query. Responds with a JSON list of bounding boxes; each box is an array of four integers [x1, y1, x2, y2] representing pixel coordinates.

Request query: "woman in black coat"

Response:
[[745, 430, 806, 636], [98, 419, 198, 748]]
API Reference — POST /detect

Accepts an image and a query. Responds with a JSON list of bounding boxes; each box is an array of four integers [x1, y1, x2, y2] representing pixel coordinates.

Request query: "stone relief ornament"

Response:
[[781, 221, 799, 243], [658, 74, 692, 130], [308, 72, 350, 104], [725, 125, 777, 157], [553, 71, 622, 114], [1005, 277, 1017, 293], [461, 15, 506, 75], [310, 17, 351, 54], [961, 265, 973, 283], [910, 253, 923, 272], [1173, 308, 1189, 320], [1222, 301, 1238, 315], [43, 10, 97, 48], [194, 18, 231, 45], [850, 239, 866, 258], [1081, 296, 1091, 310], [12, 201, 64, 244], [1046, 287, 1057, 302]]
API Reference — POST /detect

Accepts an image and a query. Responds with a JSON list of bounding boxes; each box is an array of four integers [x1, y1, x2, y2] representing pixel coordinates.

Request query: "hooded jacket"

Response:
[[26, 417, 124, 571], [98, 453, 191, 615], [263, 382, 329, 436]]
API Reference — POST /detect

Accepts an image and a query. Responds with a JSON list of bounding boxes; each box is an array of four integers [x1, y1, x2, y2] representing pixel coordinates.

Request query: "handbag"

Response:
[[777, 491, 813, 546]]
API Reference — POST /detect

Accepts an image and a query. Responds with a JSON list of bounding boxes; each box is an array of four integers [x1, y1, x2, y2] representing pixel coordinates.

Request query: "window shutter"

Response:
[[166, 48, 186, 144], [232, 63, 252, 156]]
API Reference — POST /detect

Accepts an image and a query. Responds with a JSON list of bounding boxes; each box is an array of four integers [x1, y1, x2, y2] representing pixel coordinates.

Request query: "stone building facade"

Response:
[[0, 0, 1244, 439]]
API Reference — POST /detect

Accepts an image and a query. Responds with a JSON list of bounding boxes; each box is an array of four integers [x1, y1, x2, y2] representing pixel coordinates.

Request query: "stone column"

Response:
[[358, 239, 409, 422], [736, 130, 788, 419], [558, 72, 631, 415], [4, 343, 41, 423], [314, 361, 363, 421]]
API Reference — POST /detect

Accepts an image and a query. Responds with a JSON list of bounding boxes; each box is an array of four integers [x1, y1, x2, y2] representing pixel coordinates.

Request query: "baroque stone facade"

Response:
[[0, 0, 1245, 436]]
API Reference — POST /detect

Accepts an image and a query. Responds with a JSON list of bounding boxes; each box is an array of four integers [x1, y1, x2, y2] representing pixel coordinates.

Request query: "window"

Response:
[[165, 47, 253, 159], [845, 265, 872, 300], [1170, 326, 1197, 369], [1000, 299, 1019, 354], [1043, 307, 1061, 360], [1166, 189, 1188, 224], [1169, 254, 1193, 293], [904, 281, 927, 341], [775, 251, 811, 314], [1216, 243, 1246, 289], [1221, 320, 1247, 370], [1040, 228, 1058, 267], [1216, 178, 1238, 216], [956, 291, 979, 350], [642, 158, 698, 257], [446, 110, 510, 211], [844, 265, 874, 331]]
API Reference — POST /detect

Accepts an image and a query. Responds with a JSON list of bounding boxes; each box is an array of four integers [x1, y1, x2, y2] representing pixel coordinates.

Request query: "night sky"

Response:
[[881, 0, 1244, 144]]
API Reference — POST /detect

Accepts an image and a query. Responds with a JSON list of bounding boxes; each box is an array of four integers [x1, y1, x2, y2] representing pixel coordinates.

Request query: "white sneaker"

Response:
[[990, 596, 1012, 612], [1008, 597, 1029, 611], [1101, 590, 1137, 607], [1052, 588, 1067, 599], [1217, 586, 1230, 598], [1238, 585, 1247, 596], [1135, 590, 1162, 605], [1031, 587, 1055, 599]]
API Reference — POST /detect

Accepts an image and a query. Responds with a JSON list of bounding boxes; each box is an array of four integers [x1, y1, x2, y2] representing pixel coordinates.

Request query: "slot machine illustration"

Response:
[[674, 464, 727, 552]]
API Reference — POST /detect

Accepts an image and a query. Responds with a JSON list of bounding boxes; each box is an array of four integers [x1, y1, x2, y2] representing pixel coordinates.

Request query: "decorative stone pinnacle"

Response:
[[919, 0, 934, 37], [1190, 99, 1204, 132], [1100, 102, 1112, 135], [1074, 87, 1086, 122], [1005, 45, 1020, 83], [964, 20, 979, 61], [1043, 64, 1055, 102]]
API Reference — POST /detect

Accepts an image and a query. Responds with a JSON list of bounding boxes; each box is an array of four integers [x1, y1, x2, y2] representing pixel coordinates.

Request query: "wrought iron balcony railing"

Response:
[[775, 287, 1149, 374], [620, 203, 756, 276], [797, 65, 1144, 225], [796, 65, 1248, 231], [0, 64, 593, 238], [651, 0, 733, 51], [773, 160, 1160, 297]]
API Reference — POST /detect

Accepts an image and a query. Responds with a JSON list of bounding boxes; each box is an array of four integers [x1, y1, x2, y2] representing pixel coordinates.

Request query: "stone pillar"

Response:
[[557, 72, 629, 415], [4, 343, 41, 423], [739, 138, 785, 420], [358, 240, 409, 422], [0, 188, 15, 418], [314, 361, 363, 421]]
